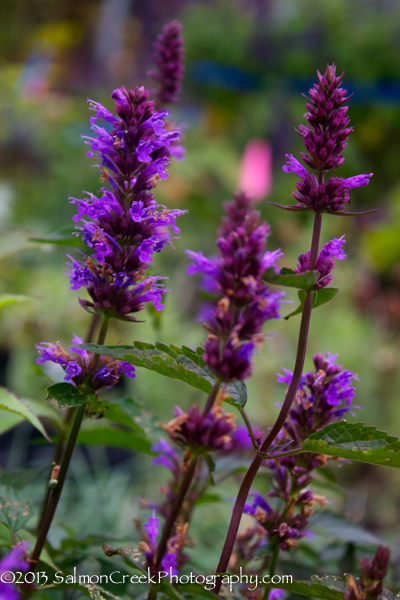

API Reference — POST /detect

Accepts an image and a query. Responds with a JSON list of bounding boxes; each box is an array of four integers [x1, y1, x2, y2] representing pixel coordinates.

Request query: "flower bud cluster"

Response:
[[346, 546, 390, 600], [161, 403, 236, 455]]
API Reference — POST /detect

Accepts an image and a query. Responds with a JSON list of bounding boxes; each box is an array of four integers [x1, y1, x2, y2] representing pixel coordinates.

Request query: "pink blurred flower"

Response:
[[239, 139, 272, 201]]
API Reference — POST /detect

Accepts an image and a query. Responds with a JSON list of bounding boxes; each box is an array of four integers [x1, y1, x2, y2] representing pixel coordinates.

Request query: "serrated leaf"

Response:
[[264, 267, 320, 290], [28, 226, 84, 246], [285, 288, 338, 320], [46, 382, 87, 408], [77, 427, 153, 454], [302, 421, 400, 468], [0, 294, 33, 310], [0, 387, 50, 441], [76, 342, 247, 407], [0, 487, 31, 533]]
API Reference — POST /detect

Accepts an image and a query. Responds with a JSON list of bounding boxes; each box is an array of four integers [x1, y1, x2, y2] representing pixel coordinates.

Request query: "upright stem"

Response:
[[30, 402, 86, 566], [155, 455, 199, 569], [30, 314, 110, 567], [214, 211, 322, 593], [146, 382, 220, 600], [36, 314, 102, 532]]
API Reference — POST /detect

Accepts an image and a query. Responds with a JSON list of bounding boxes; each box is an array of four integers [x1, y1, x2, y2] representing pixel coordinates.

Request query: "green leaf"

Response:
[[75, 342, 248, 408], [0, 486, 31, 533], [28, 226, 84, 246], [0, 411, 24, 435], [311, 513, 382, 546], [264, 267, 320, 290], [0, 387, 50, 441], [46, 382, 87, 408], [77, 427, 153, 454], [0, 294, 33, 310], [302, 421, 400, 468], [285, 288, 338, 320], [104, 402, 146, 435]]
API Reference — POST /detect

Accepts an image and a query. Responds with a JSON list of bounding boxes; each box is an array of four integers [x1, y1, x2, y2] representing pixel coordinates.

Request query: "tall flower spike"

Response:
[[67, 86, 186, 321], [148, 21, 185, 105], [186, 192, 285, 382], [275, 65, 374, 215]]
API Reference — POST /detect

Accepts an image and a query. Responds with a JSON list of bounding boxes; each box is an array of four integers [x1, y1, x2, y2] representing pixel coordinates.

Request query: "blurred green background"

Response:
[[2, 0, 400, 589]]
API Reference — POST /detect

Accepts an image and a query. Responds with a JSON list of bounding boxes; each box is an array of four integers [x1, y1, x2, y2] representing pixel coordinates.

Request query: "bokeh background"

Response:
[[2, 0, 400, 590]]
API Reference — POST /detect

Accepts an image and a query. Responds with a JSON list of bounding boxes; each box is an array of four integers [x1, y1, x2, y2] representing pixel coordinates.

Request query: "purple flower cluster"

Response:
[[187, 192, 284, 382], [296, 235, 346, 289], [242, 353, 358, 551], [140, 510, 185, 576], [346, 546, 390, 600], [36, 334, 135, 391], [0, 545, 28, 600], [161, 404, 236, 454], [281, 64, 373, 213], [67, 85, 186, 322], [148, 20, 185, 105]]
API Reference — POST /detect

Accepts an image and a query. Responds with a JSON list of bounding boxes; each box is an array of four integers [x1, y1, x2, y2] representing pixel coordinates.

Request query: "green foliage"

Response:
[[284, 288, 338, 320], [29, 226, 84, 246], [0, 486, 31, 533], [0, 293, 33, 309], [0, 387, 50, 441], [264, 267, 320, 290], [77, 342, 248, 408], [303, 422, 400, 468], [77, 427, 153, 455], [46, 382, 87, 408]]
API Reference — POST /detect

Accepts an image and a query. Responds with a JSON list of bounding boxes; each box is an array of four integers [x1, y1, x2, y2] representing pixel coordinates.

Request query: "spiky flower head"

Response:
[[148, 21, 185, 105], [187, 192, 284, 382]]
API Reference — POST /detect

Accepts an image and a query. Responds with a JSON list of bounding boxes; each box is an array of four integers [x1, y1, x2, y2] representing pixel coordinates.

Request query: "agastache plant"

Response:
[[4, 28, 397, 600], [29, 23, 186, 571], [214, 64, 374, 591]]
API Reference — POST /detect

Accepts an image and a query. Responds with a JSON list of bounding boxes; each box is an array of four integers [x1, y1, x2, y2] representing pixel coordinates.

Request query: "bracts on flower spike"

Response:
[[148, 21, 185, 105]]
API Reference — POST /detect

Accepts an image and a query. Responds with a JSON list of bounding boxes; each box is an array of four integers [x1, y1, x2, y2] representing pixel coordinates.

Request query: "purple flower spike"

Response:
[[148, 21, 185, 105], [187, 192, 285, 382], [280, 64, 374, 214], [67, 85, 186, 322], [296, 236, 346, 289]]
